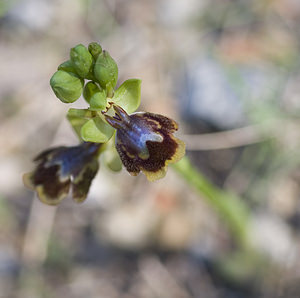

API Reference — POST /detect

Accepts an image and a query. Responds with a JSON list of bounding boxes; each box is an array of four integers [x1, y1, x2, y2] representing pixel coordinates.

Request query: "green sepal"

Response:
[[94, 50, 118, 89], [50, 70, 84, 103], [103, 148, 122, 172], [102, 136, 122, 172], [113, 79, 141, 113], [66, 108, 94, 139], [70, 44, 93, 78], [88, 42, 102, 60], [89, 91, 107, 111], [81, 117, 114, 143]]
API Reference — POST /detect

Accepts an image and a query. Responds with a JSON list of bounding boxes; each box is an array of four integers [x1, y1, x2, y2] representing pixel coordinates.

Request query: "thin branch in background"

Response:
[[182, 119, 290, 151]]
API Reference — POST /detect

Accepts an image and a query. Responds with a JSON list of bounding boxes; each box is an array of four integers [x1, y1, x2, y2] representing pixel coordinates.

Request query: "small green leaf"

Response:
[[67, 108, 94, 139], [67, 108, 94, 118], [81, 117, 114, 143], [113, 79, 141, 113], [89, 92, 107, 111]]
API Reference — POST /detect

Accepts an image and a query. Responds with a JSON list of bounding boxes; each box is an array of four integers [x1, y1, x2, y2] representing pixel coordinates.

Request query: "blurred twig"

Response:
[[182, 121, 281, 151], [183, 124, 266, 151]]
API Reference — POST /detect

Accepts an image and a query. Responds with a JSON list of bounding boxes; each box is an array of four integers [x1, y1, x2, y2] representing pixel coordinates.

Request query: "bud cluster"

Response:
[[50, 42, 118, 104]]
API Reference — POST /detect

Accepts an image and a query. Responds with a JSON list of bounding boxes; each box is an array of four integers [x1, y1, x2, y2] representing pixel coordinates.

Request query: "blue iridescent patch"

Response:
[[23, 142, 101, 205], [105, 105, 185, 181]]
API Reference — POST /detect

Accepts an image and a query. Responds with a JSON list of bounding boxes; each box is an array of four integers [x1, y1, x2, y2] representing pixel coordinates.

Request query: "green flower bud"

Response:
[[85, 68, 97, 81], [94, 50, 118, 89], [50, 70, 84, 103], [88, 42, 102, 60], [57, 60, 77, 73], [83, 81, 101, 103], [83, 81, 107, 111], [70, 44, 93, 78]]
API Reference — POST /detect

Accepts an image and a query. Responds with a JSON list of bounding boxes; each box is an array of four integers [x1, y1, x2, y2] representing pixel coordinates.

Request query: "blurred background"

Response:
[[1, 0, 300, 297]]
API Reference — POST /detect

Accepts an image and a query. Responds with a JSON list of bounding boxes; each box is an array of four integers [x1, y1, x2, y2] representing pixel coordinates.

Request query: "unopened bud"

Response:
[[83, 81, 107, 110], [94, 50, 118, 89], [70, 44, 93, 78], [50, 70, 84, 103], [58, 60, 77, 73], [88, 42, 102, 60]]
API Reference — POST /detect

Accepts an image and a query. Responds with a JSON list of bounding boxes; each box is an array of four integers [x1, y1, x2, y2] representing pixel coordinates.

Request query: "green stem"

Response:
[[172, 156, 252, 250]]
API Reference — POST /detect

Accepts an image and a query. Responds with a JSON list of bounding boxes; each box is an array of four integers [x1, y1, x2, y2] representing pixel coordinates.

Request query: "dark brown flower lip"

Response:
[[104, 105, 185, 181], [23, 142, 101, 205]]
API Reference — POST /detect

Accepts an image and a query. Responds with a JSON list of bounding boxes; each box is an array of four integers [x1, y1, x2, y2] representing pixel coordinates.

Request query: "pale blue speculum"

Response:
[[104, 106, 163, 159], [42, 143, 100, 178]]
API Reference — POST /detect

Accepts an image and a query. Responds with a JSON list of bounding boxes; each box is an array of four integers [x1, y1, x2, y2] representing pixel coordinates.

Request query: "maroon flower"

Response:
[[23, 142, 101, 205], [105, 105, 185, 181]]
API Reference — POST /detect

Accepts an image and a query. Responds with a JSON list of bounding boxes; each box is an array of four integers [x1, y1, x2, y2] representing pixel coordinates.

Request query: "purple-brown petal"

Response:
[[23, 164, 71, 205], [23, 142, 101, 205], [72, 159, 99, 203], [111, 109, 185, 181]]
